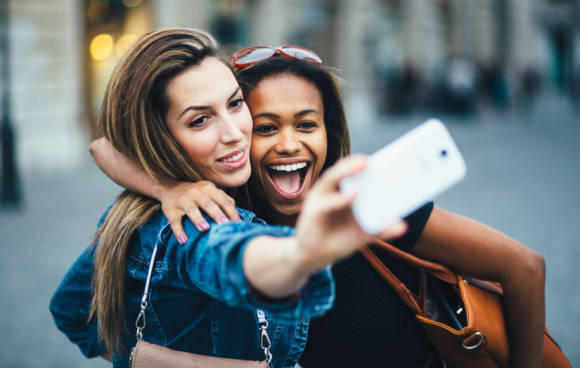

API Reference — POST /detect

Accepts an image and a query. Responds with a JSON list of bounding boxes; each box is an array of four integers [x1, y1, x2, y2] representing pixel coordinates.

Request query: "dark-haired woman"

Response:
[[82, 46, 546, 367]]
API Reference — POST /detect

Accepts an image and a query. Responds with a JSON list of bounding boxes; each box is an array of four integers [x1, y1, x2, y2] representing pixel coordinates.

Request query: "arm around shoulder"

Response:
[[89, 137, 169, 200]]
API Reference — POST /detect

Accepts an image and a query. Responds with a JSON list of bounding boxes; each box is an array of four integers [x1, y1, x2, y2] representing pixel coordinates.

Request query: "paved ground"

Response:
[[0, 94, 578, 367]]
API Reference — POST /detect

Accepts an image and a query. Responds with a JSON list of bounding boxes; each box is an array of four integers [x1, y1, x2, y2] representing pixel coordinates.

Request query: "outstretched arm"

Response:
[[413, 206, 545, 368], [90, 137, 240, 241], [243, 155, 407, 298], [52, 155, 406, 354]]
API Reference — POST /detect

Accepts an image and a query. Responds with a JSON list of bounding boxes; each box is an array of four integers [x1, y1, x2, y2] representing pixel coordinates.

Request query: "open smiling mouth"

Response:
[[267, 162, 310, 199]]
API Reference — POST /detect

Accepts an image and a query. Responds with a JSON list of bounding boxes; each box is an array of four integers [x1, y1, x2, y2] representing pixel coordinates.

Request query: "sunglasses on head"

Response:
[[232, 45, 323, 69]]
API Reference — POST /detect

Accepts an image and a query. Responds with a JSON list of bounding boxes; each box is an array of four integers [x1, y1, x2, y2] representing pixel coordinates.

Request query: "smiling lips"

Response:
[[217, 147, 247, 169], [267, 161, 309, 199]]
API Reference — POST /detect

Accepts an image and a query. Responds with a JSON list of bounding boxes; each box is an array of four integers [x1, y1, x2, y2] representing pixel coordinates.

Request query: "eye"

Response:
[[254, 124, 277, 134], [229, 97, 244, 110], [298, 121, 318, 130], [188, 115, 208, 128]]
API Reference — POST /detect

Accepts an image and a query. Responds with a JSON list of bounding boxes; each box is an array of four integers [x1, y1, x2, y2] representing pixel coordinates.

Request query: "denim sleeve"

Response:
[[162, 220, 335, 321], [49, 246, 105, 358]]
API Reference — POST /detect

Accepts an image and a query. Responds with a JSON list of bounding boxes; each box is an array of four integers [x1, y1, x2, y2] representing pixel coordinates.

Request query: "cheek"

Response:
[[238, 107, 253, 139], [185, 146, 210, 172], [250, 140, 267, 176], [178, 132, 215, 169], [313, 130, 328, 167], [304, 130, 327, 185]]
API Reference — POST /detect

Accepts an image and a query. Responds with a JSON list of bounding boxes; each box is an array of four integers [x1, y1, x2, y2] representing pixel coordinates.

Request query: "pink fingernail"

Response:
[[178, 235, 187, 244], [199, 221, 209, 231], [218, 216, 229, 224]]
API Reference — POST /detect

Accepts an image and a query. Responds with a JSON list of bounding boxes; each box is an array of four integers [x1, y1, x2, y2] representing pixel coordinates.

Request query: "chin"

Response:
[[215, 167, 251, 188], [270, 200, 302, 217]]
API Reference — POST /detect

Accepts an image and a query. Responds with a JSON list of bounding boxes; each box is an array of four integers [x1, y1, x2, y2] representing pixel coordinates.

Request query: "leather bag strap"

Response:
[[370, 239, 503, 295], [360, 246, 424, 315], [371, 239, 457, 284], [362, 239, 504, 314], [359, 237, 461, 317]]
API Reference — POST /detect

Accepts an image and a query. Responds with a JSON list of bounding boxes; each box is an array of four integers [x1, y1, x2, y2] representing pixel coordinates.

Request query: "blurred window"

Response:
[[84, 0, 152, 136]]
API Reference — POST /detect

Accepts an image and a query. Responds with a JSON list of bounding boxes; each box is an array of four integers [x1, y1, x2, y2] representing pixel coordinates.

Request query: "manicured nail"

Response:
[[178, 235, 187, 245], [218, 216, 229, 224], [394, 221, 408, 234], [199, 221, 209, 231]]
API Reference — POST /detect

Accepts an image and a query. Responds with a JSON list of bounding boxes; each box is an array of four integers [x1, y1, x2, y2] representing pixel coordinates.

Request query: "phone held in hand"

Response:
[[340, 119, 466, 234]]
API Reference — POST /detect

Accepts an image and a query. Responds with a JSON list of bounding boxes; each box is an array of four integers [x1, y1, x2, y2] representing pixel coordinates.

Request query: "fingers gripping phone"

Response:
[[340, 119, 466, 234]]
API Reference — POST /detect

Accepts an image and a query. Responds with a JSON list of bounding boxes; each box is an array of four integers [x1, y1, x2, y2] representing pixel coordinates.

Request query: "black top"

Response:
[[299, 202, 435, 368]]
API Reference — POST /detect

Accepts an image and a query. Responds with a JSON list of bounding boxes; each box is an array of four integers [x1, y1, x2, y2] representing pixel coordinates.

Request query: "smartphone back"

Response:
[[340, 119, 466, 234]]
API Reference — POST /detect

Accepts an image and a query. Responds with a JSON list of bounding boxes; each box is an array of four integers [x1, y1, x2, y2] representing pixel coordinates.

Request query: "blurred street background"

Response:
[[1, 0, 579, 367]]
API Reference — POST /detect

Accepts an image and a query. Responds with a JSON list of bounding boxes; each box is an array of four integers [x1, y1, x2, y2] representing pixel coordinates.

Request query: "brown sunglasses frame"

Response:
[[232, 45, 323, 69]]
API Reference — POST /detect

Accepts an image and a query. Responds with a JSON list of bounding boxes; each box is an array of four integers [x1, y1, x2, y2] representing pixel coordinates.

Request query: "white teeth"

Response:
[[221, 151, 243, 163], [270, 162, 308, 172]]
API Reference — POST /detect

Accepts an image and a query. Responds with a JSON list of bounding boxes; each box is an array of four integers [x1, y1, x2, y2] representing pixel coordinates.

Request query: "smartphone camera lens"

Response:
[[440, 149, 448, 158]]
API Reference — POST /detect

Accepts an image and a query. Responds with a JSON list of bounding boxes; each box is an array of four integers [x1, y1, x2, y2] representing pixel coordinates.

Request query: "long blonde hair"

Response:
[[89, 28, 222, 353]]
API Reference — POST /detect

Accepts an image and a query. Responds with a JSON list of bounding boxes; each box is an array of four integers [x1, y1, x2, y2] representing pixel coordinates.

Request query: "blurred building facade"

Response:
[[2, 0, 85, 175], [1, 0, 579, 174]]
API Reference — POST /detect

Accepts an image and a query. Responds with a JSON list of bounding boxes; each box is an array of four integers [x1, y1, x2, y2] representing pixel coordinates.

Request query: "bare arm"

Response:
[[90, 137, 167, 200], [243, 156, 407, 298], [90, 137, 240, 241], [413, 206, 545, 368]]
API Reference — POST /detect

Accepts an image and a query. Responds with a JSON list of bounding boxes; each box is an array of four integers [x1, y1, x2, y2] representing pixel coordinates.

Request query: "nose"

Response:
[[275, 129, 302, 155], [220, 115, 244, 144]]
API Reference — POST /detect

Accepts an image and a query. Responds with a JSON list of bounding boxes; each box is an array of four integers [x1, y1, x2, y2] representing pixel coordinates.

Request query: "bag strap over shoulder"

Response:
[[360, 238, 460, 317], [371, 239, 457, 283], [360, 245, 424, 315], [361, 239, 504, 316]]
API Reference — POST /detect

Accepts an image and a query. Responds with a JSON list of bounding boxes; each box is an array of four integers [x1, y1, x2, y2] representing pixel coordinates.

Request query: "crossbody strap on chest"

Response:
[[134, 243, 272, 364], [361, 239, 502, 314], [360, 238, 458, 316]]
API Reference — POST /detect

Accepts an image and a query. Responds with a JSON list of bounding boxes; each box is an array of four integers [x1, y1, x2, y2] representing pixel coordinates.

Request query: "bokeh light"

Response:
[[89, 33, 114, 61], [116, 34, 138, 57]]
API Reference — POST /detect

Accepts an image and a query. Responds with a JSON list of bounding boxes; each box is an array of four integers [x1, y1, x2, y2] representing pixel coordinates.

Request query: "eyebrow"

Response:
[[178, 87, 241, 119], [253, 109, 321, 120], [295, 109, 320, 118]]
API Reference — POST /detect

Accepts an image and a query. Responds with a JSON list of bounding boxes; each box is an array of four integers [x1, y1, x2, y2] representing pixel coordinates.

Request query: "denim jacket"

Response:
[[50, 207, 334, 368]]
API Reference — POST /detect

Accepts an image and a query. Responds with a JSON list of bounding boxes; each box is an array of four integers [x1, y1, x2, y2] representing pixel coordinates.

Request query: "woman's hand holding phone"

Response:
[[294, 155, 408, 274], [341, 119, 466, 234]]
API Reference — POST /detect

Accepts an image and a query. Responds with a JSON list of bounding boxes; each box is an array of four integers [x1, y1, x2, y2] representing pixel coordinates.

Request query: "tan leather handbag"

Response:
[[361, 239, 572, 368], [130, 340, 268, 368], [129, 245, 270, 368]]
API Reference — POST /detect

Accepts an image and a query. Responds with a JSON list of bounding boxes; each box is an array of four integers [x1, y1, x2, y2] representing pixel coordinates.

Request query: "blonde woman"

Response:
[[49, 29, 405, 368]]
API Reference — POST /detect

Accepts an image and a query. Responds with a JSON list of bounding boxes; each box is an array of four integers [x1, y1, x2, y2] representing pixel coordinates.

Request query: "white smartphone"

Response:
[[340, 119, 466, 234]]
